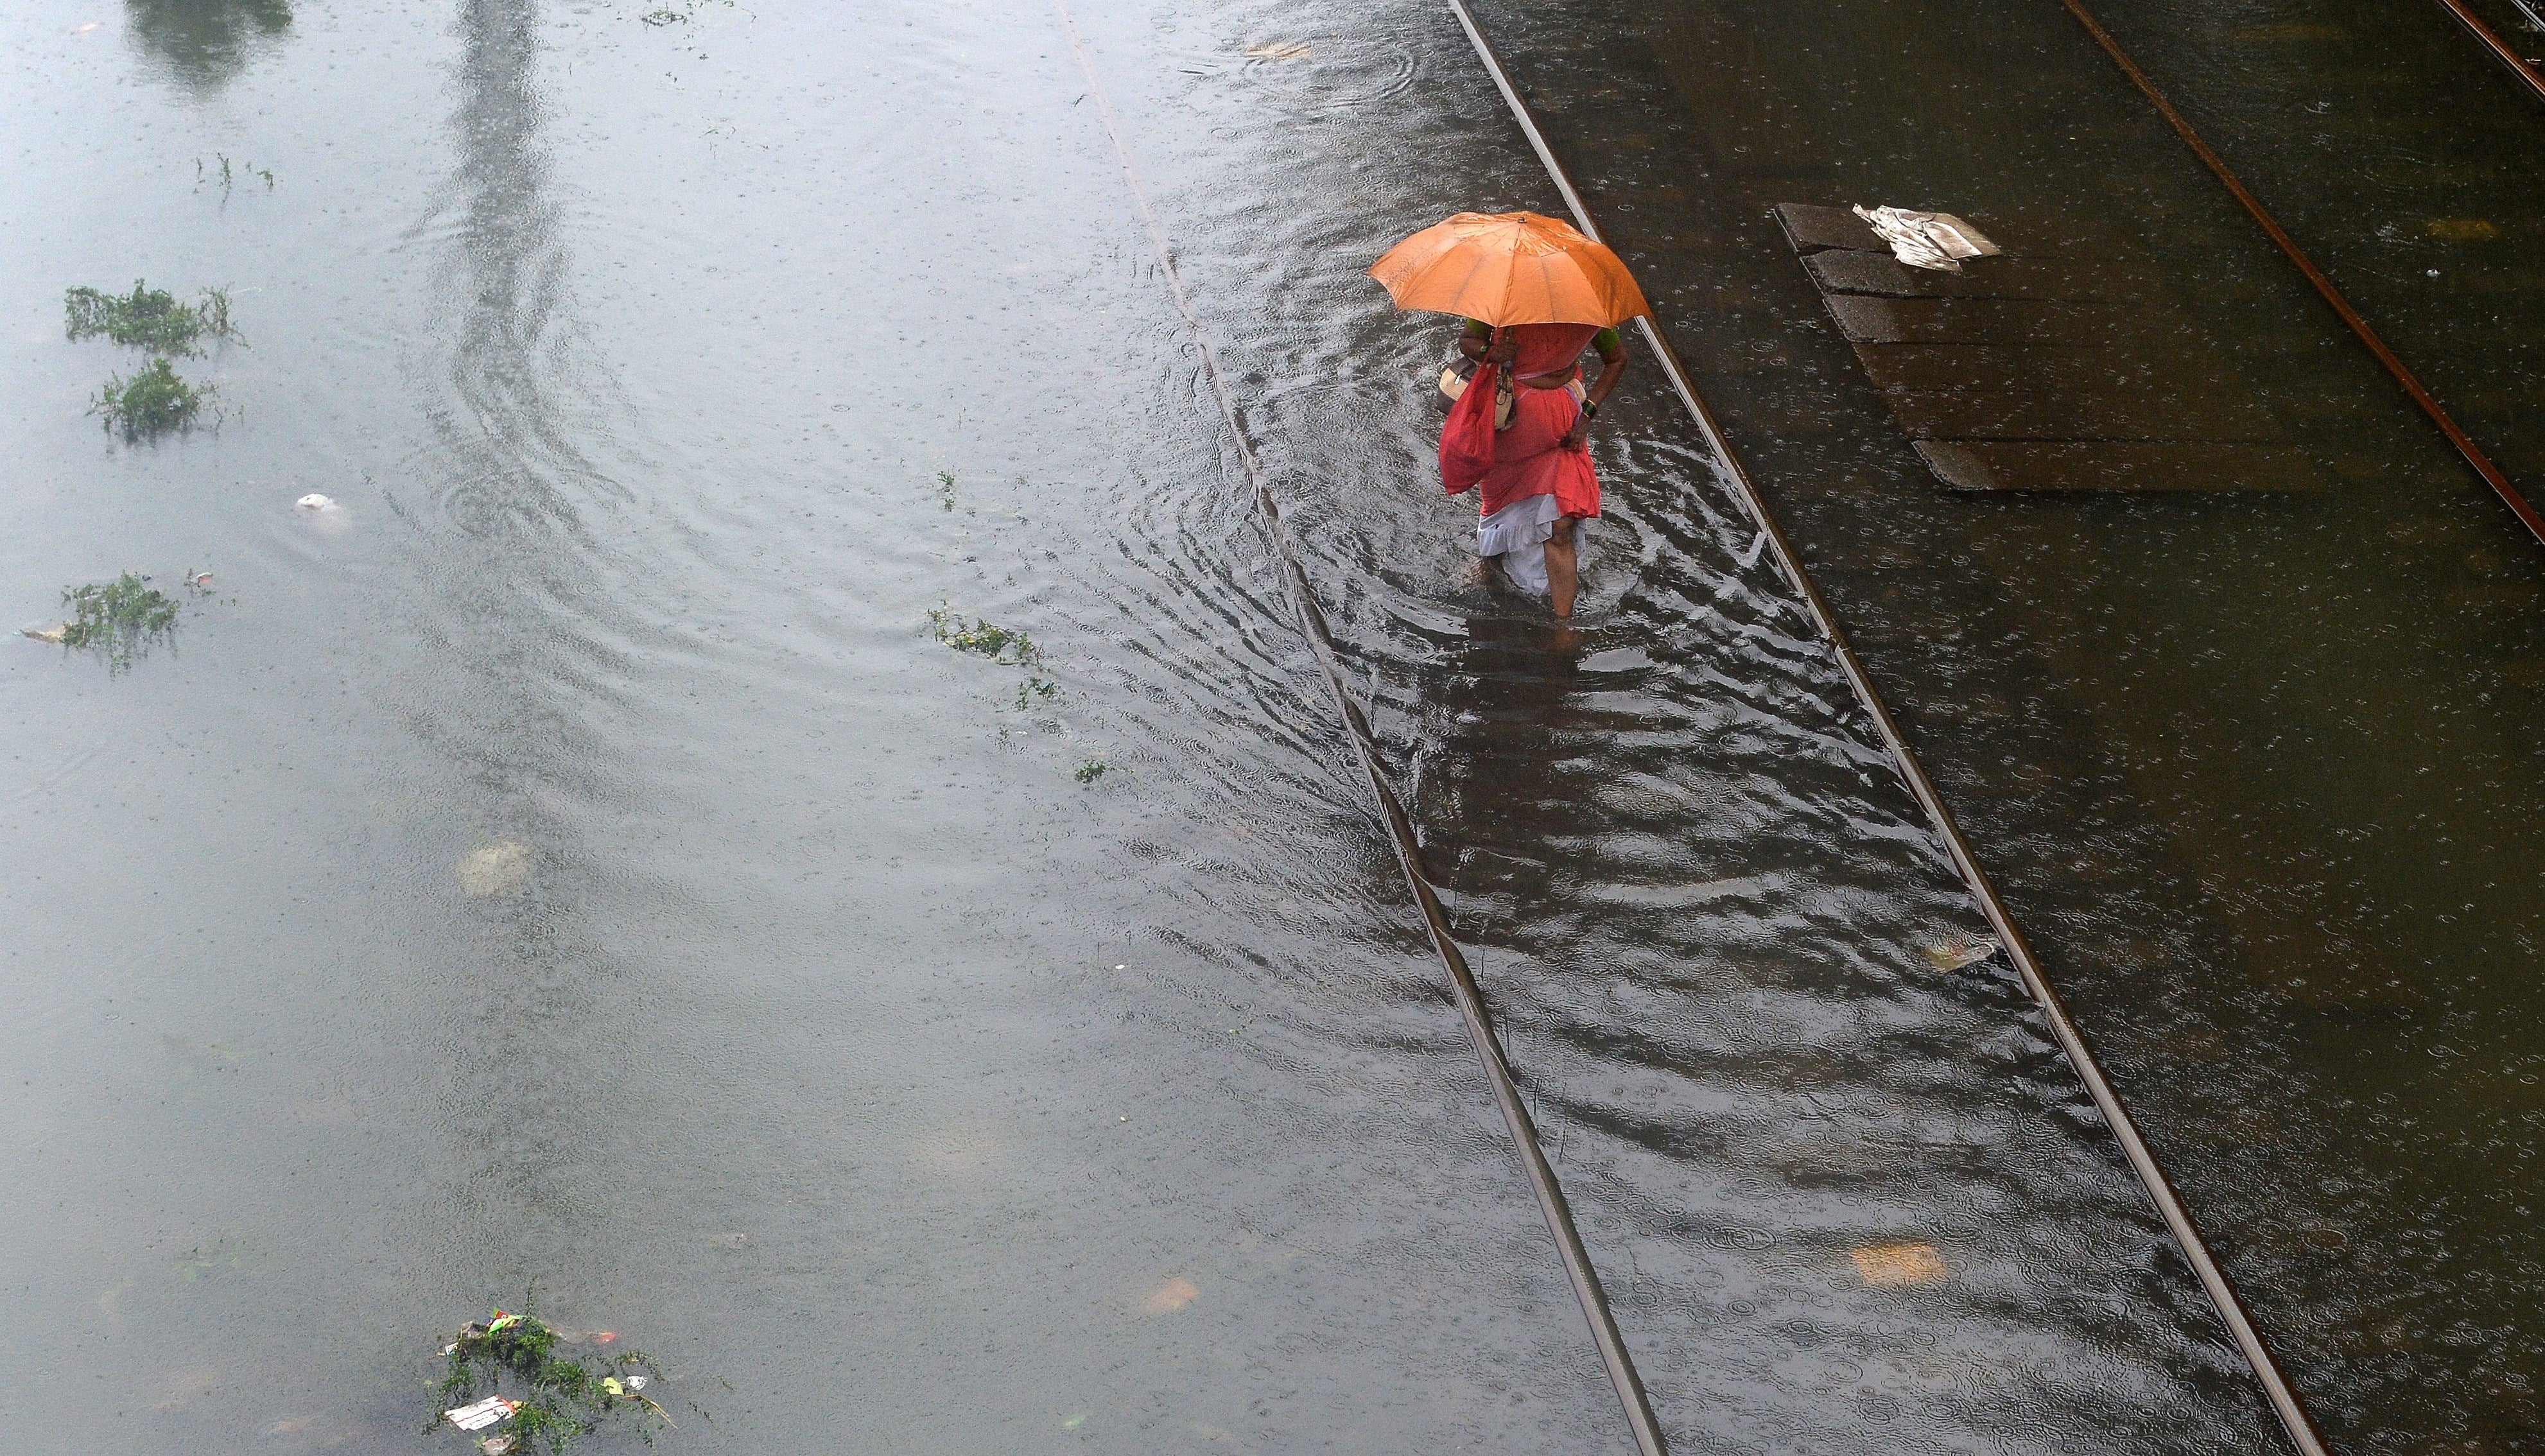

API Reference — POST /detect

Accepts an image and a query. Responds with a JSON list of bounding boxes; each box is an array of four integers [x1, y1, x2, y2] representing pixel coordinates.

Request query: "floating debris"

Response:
[[928, 607, 1042, 667], [2426, 218, 2500, 241], [1851, 205, 1999, 272], [431, 1304, 673, 1456], [1138, 1277, 1199, 1315], [65, 281, 239, 356], [53, 572, 179, 670], [21, 623, 69, 644], [296, 493, 337, 511], [445, 1396, 519, 1432], [1074, 758, 1109, 784], [1922, 935, 2002, 972], [92, 357, 210, 438], [1850, 1242, 1948, 1287], [1245, 41, 1314, 60], [458, 841, 532, 897]]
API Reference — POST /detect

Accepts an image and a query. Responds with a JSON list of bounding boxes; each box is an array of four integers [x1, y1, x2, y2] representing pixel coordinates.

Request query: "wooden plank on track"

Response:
[[1772, 203, 1886, 254], [1915, 440, 2325, 490], [1877, 383, 2280, 442], [1823, 295, 2132, 345], [1805, 248, 2138, 301]]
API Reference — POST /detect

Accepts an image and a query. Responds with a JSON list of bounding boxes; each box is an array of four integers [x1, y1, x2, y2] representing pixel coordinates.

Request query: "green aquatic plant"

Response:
[[65, 280, 241, 355], [58, 573, 180, 670], [1014, 675, 1058, 711], [1074, 758, 1109, 784], [432, 1299, 673, 1456], [196, 153, 275, 193], [936, 469, 957, 511], [91, 357, 211, 437], [928, 607, 1042, 667]]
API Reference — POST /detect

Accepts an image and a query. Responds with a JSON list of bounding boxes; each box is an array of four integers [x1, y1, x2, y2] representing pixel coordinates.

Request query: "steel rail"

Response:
[[2429, 0, 2545, 107], [1048, 3, 1670, 1452], [2052, 0, 2545, 546], [1436, 1, 2332, 1452]]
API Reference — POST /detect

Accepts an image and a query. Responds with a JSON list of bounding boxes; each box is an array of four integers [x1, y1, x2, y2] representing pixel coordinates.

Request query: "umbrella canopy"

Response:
[[1368, 211, 1651, 327]]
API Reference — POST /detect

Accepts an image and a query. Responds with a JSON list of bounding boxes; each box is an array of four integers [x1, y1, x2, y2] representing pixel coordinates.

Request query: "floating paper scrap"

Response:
[[479, 1437, 517, 1456], [296, 493, 336, 511], [1850, 1241, 1948, 1287], [21, 625, 67, 643], [444, 1396, 517, 1432], [1852, 205, 2001, 272], [1923, 936, 2002, 973], [1244, 41, 1312, 59]]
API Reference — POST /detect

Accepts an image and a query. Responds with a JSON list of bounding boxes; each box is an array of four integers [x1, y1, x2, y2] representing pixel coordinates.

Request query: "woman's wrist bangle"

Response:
[[1581, 399, 1599, 419]]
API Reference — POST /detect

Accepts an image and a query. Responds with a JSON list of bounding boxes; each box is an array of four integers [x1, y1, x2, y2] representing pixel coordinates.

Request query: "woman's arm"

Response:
[[1459, 320, 1515, 366], [1561, 335, 1629, 449], [1585, 334, 1629, 411]]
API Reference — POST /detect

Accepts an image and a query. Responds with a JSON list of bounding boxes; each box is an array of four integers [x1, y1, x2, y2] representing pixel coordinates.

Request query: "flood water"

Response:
[[2, 0, 2527, 1453], [1462, 0, 2545, 1448]]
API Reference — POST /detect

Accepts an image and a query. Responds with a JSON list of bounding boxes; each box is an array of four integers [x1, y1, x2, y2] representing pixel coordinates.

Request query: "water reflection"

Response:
[[410, 0, 630, 1268], [125, 0, 292, 94]]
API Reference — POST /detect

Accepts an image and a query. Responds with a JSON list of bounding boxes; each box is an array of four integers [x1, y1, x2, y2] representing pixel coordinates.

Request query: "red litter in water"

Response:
[[591, 1331, 616, 1344]]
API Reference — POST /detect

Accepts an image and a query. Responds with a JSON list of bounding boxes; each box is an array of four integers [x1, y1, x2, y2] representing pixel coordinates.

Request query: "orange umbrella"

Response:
[[1368, 211, 1650, 327]]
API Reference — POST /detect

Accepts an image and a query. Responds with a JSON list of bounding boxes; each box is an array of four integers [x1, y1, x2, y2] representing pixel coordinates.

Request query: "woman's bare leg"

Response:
[[1545, 517, 1579, 618]]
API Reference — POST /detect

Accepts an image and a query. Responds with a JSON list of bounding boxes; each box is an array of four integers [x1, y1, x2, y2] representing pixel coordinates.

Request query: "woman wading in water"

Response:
[[1455, 318, 1628, 618]]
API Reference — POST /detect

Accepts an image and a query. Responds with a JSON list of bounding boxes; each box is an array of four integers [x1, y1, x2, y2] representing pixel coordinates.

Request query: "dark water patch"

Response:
[[1454, 0, 2545, 1444], [126, 0, 291, 95]]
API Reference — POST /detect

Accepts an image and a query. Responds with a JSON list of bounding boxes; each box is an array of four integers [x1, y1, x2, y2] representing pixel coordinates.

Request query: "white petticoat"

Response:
[[1478, 492, 1582, 596]]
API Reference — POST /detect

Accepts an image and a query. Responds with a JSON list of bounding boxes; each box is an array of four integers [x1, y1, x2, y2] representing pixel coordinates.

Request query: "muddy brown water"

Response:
[[3, 0, 2528, 1452]]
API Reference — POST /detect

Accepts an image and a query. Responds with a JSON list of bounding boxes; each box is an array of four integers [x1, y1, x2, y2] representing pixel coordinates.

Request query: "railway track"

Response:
[[2052, 0, 2545, 548]]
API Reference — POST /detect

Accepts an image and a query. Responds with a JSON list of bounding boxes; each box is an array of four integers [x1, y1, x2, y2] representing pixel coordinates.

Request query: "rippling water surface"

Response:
[[1, 0, 2315, 1451], [1461, 0, 2545, 1447]]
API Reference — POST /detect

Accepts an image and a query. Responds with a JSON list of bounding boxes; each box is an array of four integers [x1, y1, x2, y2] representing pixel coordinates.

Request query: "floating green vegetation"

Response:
[[1074, 758, 1109, 784], [639, 6, 686, 22], [56, 572, 180, 670], [929, 607, 1042, 668], [936, 469, 957, 511], [91, 357, 211, 438], [65, 280, 241, 355], [433, 1302, 673, 1456], [1014, 675, 1058, 711], [196, 152, 275, 193]]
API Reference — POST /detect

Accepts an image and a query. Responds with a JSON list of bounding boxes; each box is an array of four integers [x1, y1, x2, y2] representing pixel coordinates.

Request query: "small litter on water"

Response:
[[1139, 1277, 1201, 1315], [625, 1376, 648, 1392], [458, 840, 532, 897], [478, 1437, 516, 1456], [1852, 205, 1999, 272], [1922, 936, 2002, 972], [1244, 41, 1313, 59], [22, 624, 69, 644], [296, 493, 336, 511], [1850, 1242, 1949, 1287], [444, 1396, 518, 1432], [591, 1331, 616, 1345]]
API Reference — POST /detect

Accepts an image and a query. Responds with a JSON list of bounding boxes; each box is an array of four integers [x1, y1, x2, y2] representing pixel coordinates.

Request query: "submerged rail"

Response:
[[1047, 3, 1671, 1453], [2051, 0, 2544, 548], [2429, 0, 2545, 107], [1435, 1, 2332, 1453]]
